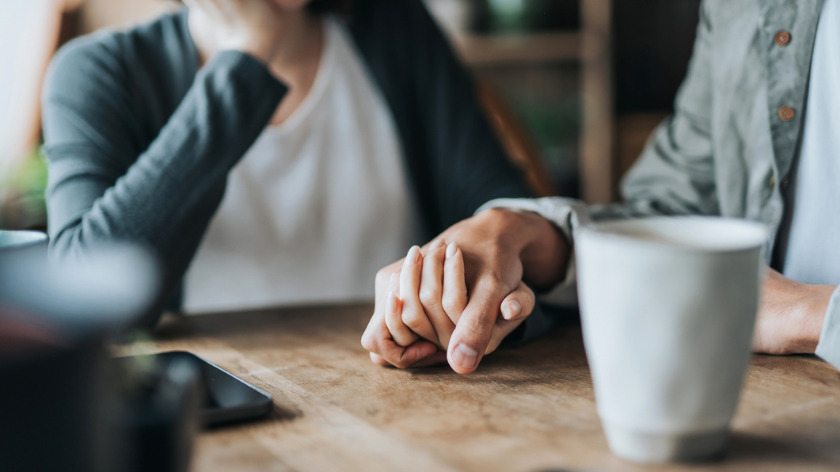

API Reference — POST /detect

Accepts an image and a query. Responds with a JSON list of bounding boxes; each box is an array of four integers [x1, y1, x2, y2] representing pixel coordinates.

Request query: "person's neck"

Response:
[[265, 11, 322, 81], [189, 10, 323, 84]]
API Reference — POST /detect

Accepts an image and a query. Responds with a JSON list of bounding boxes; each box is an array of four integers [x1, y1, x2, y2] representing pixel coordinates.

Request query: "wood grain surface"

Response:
[[126, 304, 840, 472]]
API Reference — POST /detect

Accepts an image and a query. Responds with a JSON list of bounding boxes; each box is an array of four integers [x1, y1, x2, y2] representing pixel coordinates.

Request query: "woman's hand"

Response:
[[360, 254, 447, 369], [184, 0, 286, 64], [361, 240, 532, 371]]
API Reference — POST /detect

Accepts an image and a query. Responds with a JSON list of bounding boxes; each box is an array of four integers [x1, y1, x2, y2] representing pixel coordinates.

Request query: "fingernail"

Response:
[[430, 239, 445, 250], [446, 242, 458, 258], [502, 299, 521, 320], [452, 343, 479, 370], [406, 246, 421, 265]]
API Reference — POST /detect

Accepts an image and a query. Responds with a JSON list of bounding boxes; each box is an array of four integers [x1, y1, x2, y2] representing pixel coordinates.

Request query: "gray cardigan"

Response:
[[41, 0, 537, 325]]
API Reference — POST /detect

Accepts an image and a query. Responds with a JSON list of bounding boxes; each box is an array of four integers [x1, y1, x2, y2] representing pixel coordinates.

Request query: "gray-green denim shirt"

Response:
[[481, 0, 840, 369]]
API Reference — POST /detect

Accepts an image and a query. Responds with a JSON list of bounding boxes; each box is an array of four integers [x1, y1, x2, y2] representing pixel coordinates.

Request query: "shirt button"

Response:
[[781, 176, 790, 190], [775, 30, 792, 46], [778, 106, 795, 121], [768, 175, 777, 190]]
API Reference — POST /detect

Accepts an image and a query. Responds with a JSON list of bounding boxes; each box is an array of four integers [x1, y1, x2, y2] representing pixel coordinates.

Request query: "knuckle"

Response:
[[401, 309, 424, 329], [442, 294, 464, 314], [360, 331, 377, 352], [464, 321, 489, 338], [477, 275, 508, 296], [384, 310, 399, 330], [418, 287, 441, 308]]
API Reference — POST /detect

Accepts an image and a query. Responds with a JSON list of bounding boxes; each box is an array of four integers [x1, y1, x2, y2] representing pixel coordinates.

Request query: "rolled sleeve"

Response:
[[815, 286, 840, 370]]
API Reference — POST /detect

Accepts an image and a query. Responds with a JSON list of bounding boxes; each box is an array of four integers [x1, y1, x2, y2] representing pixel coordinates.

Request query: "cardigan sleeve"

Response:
[[42, 36, 287, 298]]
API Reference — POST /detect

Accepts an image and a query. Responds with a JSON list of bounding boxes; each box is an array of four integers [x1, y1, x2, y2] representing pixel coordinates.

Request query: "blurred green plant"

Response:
[[0, 146, 48, 230], [517, 99, 581, 195], [518, 98, 579, 146], [482, 0, 579, 34]]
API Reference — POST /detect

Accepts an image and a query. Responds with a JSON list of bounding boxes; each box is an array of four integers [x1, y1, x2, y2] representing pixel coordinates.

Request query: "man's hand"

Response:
[[753, 268, 834, 355], [362, 209, 569, 374]]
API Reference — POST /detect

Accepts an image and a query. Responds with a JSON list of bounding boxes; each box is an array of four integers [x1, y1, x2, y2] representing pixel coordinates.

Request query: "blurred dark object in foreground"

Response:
[[0, 231, 199, 472]]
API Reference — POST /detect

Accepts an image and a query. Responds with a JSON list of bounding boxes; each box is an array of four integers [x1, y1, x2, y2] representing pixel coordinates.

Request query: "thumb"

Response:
[[446, 284, 501, 374]]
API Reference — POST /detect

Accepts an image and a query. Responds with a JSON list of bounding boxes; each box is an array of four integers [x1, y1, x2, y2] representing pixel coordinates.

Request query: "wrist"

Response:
[[793, 285, 833, 353], [520, 213, 570, 289], [479, 208, 569, 290]]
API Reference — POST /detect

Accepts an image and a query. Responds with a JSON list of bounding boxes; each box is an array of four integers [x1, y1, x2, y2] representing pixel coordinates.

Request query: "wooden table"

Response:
[[129, 304, 840, 472]]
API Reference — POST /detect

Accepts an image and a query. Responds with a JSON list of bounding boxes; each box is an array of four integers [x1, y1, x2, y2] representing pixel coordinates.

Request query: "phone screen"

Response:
[[120, 351, 273, 426]]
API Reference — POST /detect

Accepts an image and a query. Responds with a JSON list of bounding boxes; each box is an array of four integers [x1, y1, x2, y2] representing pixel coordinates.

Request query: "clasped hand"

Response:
[[361, 209, 568, 374]]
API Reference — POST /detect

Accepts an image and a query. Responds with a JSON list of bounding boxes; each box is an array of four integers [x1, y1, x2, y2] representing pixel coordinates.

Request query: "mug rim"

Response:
[[577, 216, 767, 254]]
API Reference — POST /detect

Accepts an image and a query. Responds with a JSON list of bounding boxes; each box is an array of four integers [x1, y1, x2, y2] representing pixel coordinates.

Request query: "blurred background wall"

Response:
[[0, 0, 701, 230]]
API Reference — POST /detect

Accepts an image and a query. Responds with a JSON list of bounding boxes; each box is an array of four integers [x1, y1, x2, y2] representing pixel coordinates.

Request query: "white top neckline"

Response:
[[182, 17, 423, 313]]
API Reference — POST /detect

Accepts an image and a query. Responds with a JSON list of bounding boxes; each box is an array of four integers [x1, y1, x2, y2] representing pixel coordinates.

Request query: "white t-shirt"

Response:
[[183, 17, 423, 313], [782, 0, 840, 285]]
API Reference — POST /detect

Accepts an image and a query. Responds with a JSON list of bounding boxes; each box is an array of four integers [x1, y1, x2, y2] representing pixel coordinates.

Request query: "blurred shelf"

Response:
[[453, 31, 581, 66], [447, 0, 614, 203]]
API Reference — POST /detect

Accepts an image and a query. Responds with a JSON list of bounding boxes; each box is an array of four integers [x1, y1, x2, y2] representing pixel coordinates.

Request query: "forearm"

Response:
[[46, 51, 287, 276], [755, 269, 835, 358]]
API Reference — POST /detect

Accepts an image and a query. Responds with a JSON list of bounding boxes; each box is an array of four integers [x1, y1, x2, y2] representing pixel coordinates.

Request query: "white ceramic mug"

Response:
[[575, 216, 767, 463]]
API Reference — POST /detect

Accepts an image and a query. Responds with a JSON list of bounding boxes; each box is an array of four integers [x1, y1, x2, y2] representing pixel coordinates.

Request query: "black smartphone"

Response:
[[119, 351, 273, 427]]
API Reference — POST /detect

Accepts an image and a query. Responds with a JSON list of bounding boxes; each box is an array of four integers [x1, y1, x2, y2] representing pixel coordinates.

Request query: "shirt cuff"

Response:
[[475, 197, 587, 307], [815, 286, 840, 370]]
